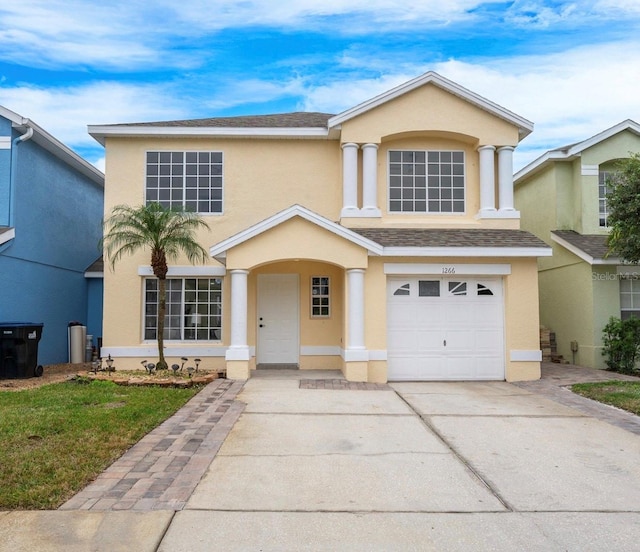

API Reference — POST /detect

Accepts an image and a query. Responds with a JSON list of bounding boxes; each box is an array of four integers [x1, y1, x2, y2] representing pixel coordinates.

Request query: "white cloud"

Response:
[[0, 81, 190, 147], [297, 40, 640, 169]]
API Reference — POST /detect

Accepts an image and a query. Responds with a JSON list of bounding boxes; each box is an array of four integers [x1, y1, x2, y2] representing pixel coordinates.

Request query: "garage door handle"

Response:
[[443, 340, 446, 346], [259, 324, 265, 328]]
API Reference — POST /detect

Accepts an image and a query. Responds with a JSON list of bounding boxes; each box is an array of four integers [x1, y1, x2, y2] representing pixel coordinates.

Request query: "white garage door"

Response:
[[387, 277, 504, 381]]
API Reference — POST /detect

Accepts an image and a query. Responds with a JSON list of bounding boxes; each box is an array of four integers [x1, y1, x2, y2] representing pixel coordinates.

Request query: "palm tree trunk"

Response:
[[157, 276, 168, 370]]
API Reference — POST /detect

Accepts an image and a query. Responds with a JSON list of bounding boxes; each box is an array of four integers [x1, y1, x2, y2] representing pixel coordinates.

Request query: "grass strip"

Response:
[[0, 379, 201, 510], [571, 380, 640, 416]]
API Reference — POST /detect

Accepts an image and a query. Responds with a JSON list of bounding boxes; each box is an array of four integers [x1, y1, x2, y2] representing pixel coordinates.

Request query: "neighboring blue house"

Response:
[[0, 106, 104, 365]]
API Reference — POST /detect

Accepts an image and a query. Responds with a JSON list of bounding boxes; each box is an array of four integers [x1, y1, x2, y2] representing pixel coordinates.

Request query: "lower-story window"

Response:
[[144, 277, 222, 340], [620, 277, 640, 320], [311, 276, 330, 317]]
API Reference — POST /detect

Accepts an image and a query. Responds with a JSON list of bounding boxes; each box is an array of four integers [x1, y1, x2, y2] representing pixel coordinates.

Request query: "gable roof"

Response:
[[0, 106, 104, 186], [328, 71, 533, 139], [209, 205, 384, 262], [515, 119, 640, 183], [89, 71, 533, 145]]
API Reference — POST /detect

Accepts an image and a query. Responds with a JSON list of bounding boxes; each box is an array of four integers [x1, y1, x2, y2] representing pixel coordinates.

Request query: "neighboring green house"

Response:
[[514, 120, 640, 369]]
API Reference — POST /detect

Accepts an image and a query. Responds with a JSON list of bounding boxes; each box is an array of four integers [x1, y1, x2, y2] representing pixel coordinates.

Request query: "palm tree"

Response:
[[102, 203, 210, 370]]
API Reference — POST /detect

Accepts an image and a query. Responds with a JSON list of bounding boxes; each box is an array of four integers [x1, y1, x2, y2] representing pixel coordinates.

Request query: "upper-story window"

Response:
[[146, 151, 223, 214], [389, 150, 465, 214], [598, 170, 614, 228]]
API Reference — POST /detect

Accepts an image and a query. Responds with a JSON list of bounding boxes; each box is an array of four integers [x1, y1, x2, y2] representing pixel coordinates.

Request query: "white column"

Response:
[[341, 143, 359, 218], [226, 269, 250, 360], [478, 145, 496, 212], [498, 146, 515, 211], [361, 143, 381, 217], [346, 269, 365, 353]]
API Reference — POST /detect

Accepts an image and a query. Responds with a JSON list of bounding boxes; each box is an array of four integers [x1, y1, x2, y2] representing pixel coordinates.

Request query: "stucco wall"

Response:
[[0, 130, 103, 364]]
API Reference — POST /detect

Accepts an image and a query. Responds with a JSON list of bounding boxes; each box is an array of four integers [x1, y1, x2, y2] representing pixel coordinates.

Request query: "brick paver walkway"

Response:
[[60, 378, 244, 512], [515, 362, 640, 436]]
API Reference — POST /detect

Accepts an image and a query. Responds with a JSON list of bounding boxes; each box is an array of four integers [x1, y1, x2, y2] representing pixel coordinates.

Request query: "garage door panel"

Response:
[[387, 276, 504, 381]]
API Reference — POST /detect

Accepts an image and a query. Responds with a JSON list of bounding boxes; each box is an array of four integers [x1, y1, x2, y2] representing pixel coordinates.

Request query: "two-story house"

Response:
[[515, 120, 640, 369], [0, 106, 104, 366], [89, 72, 550, 382]]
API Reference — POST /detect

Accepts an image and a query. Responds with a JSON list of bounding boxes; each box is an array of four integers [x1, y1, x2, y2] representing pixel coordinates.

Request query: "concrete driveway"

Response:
[[159, 372, 640, 551]]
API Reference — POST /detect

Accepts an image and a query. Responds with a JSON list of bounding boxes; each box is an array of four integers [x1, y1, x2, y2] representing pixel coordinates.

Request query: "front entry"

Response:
[[257, 274, 299, 365]]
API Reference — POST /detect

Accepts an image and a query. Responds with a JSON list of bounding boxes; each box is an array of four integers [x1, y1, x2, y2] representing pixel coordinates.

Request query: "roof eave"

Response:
[[381, 246, 552, 258], [88, 125, 336, 145], [550, 233, 617, 265]]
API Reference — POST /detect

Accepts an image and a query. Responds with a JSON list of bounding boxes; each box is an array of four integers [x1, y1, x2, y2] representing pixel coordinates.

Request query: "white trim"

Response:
[[381, 246, 551, 258], [581, 164, 599, 176], [138, 265, 226, 276], [0, 227, 15, 245], [328, 72, 533, 139], [551, 233, 620, 265], [515, 119, 640, 183], [0, 106, 104, 185], [84, 271, 103, 279], [338, 348, 387, 361], [209, 204, 383, 260], [0, 136, 10, 149], [101, 346, 228, 358], [510, 350, 542, 362], [89, 125, 331, 145], [384, 263, 512, 275], [342, 348, 369, 362], [300, 346, 341, 356], [225, 346, 250, 361], [475, 210, 521, 220]]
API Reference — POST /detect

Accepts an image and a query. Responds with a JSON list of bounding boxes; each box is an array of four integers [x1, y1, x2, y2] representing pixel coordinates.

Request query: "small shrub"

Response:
[[602, 316, 640, 373]]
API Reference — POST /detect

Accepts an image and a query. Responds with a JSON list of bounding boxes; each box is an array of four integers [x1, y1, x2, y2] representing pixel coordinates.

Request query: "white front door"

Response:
[[387, 277, 505, 380], [257, 274, 299, 365]]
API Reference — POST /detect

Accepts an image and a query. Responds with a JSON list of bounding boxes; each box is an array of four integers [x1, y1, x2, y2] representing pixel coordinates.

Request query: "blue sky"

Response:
[[1, 0, 640, 171]]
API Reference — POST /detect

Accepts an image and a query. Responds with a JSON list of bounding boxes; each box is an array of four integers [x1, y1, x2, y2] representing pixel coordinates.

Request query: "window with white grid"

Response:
[[599, 170, 614, 228], [620, 277, 640, 320], [144, 278, 222, 341], [146, 151, 223, 213], [311, 276, 330, 317], [389, 150, 465, 213]]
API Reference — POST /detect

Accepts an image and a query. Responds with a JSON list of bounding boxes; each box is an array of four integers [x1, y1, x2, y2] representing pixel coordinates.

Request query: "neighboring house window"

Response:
[[146, 151, 223, 213], [144, 278, 222, 340], [389, 150, 465, 213], [620, 277, 640, 320], [599, 170, 615, 228], [311, 276, 330, 317]]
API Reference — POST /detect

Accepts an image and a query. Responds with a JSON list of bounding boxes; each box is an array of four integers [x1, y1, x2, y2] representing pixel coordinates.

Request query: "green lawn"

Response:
[[571, 380, 640, 416], [0, 379, 201, 510]]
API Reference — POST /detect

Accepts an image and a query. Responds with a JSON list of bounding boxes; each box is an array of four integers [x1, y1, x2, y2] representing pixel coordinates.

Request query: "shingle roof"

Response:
[[551, 230, 610, 260], [109, 112, 334, 128], [353, 228, 549, 249], [85, 256, 104, 273]]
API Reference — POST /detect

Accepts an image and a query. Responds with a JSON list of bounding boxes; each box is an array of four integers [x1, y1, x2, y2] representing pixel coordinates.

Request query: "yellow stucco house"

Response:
[[515, 120, 640, 369], [89, 72, 550, 382]]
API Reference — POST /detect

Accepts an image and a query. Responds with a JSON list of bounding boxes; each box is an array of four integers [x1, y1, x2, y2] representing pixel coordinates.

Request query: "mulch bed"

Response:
[[0, 363, 224, 391]]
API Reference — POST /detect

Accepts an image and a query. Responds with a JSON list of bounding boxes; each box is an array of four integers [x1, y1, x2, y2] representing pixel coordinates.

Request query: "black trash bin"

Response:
[[0, 323, 44, 379]]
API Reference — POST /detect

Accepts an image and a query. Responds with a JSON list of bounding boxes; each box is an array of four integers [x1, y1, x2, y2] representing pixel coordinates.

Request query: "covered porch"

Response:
[[210, 205, 384, 382]]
